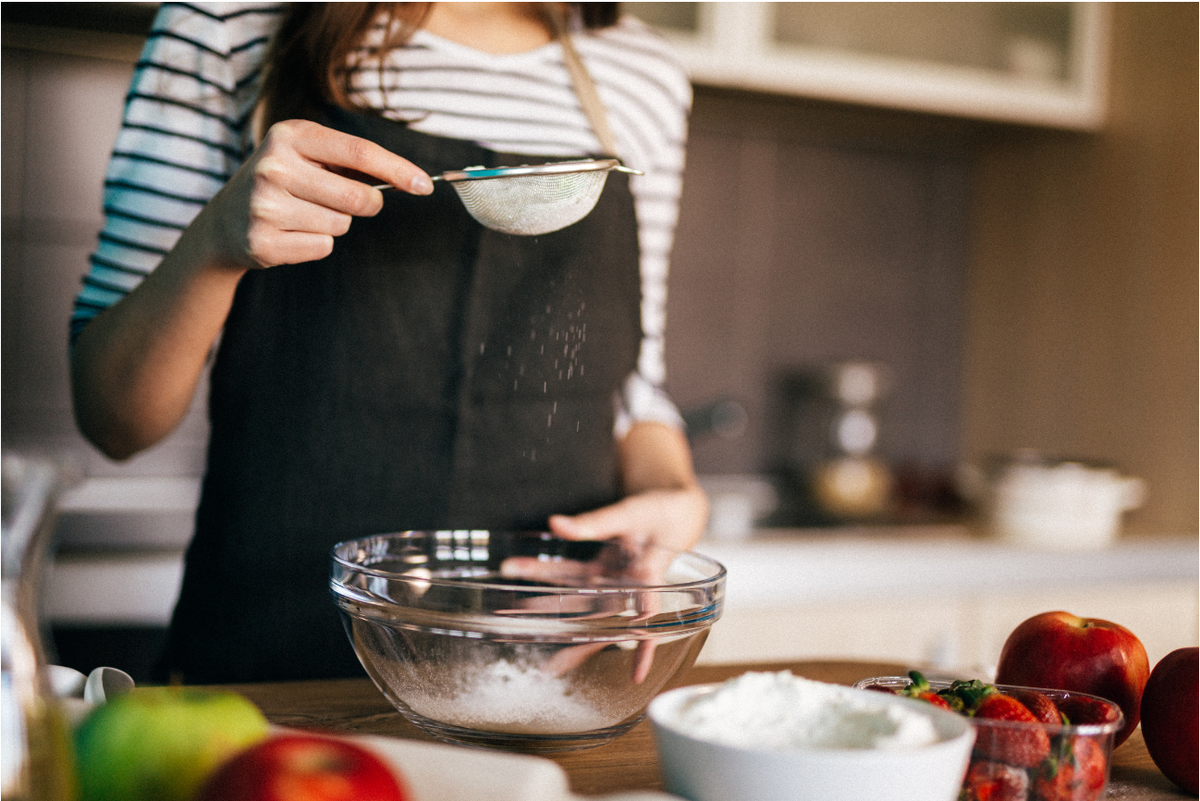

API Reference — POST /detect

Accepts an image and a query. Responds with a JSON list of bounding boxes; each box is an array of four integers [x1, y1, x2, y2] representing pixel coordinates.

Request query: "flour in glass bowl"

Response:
[[401, 658, 615, 735], [673, 671, 939, 750]]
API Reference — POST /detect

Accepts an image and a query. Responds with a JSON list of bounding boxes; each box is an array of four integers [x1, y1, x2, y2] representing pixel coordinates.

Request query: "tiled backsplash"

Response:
[[667, 87, 969, 480]]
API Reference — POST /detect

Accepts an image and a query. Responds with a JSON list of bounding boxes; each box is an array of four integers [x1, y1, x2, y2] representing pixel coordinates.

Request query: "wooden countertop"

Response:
[[221, 660, 1188, 799]]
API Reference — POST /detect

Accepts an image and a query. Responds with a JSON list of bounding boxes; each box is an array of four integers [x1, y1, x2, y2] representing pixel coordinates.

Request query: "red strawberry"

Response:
[[964, 760, 1031, 801], [864, 684, 900, 695], [973, 693, 1053, 768], [916, 690, 953, 710], [1008, 689, 1063, 726], [1056, 695, 1121, 728], [1032, 735, 1108, 801], [900, 670, 962, 711]]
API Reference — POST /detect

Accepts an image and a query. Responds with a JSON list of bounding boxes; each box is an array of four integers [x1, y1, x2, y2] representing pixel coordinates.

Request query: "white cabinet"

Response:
[[698, 580, 1199, 676], [627, 2, 1110, 130], [693, 529, 1199, 674]]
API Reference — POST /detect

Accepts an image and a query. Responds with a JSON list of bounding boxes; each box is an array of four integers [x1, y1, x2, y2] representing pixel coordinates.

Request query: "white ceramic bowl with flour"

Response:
[[648, 671, 974, 801], [331, 530, 725, 752]]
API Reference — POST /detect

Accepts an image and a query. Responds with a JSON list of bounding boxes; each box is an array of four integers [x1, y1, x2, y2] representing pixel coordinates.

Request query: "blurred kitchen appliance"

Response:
[[773, 362, 894, 523], [698, 475, 779, 540], [962, 451, 1146, 550], [2, 454, 77, 800]]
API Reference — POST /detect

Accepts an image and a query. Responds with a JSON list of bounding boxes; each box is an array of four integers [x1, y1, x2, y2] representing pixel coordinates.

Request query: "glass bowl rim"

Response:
[[330, 530, 728, 595], [853, 675, 1124, 737]]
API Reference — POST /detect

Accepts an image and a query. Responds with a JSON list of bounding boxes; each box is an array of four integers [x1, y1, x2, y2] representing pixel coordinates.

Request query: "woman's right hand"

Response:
[[207, 119, 434, 270], [72, 120, 432, 460]]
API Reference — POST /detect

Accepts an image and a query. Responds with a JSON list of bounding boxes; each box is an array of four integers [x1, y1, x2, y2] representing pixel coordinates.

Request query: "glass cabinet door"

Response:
[[771, 3, 1074, 83], [624, 2, 1108, 130]]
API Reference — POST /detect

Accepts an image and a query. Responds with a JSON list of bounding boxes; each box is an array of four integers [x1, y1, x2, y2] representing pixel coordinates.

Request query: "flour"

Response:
[[673, 671, 939, 750], [400, 658, 615, 735]]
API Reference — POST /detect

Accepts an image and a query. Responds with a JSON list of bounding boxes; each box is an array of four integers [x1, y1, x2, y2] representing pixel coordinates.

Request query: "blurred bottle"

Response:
[[2, 454, 77, 801]]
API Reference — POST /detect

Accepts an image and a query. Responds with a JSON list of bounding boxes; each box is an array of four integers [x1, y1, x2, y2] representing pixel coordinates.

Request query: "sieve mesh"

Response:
[[375, 159, 642, 236], [452, 170, 610, 236]]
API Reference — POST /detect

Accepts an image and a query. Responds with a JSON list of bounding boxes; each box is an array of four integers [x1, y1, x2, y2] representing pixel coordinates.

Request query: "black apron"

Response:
[[158, 108, 642, 683]]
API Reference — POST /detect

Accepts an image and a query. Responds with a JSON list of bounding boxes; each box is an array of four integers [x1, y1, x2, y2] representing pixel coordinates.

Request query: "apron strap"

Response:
[[544, 5, 620, 157]]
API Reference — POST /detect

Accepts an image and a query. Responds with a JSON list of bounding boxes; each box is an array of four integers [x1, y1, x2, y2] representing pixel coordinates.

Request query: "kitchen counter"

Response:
[[691, 527, 1198, 671], [45, 481, 1198, 628], [43, 476, 1198, 675], [216, 659, 1188, 799], [697, 525, 1199, 607]]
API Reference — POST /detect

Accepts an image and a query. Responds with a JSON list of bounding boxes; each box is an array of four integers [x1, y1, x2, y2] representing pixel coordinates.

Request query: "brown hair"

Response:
[[257, 3, 620, 131]]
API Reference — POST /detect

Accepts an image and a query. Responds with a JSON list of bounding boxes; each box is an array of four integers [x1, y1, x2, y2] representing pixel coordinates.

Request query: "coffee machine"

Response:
[[772, 361, 893, 524]]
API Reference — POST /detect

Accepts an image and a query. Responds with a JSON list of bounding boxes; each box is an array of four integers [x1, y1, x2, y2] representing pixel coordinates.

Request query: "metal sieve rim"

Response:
[[440, 158, 638, 183]]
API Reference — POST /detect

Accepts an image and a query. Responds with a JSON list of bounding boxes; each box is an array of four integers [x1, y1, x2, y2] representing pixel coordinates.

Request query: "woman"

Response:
[[70, 3, 706, 683]]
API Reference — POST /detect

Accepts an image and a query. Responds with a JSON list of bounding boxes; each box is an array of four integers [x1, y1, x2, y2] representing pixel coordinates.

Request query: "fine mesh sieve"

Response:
[[377, 158, 641, 236]]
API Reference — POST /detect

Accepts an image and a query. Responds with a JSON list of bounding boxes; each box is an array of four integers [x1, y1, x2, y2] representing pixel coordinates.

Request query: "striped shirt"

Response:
[[75, 2, 691, 432]]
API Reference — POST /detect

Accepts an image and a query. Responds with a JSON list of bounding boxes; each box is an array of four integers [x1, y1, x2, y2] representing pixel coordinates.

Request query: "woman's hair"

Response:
[[257, 3, 620, 131]]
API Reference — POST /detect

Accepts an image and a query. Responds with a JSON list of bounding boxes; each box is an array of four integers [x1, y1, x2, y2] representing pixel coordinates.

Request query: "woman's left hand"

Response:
[[546, 485, 708, 563], [501, 422, 709, 683], [564, 420, 708, 551]]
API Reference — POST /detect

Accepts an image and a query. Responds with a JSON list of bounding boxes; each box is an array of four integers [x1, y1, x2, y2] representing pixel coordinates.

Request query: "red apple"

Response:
[[1139, 646, 1198, 794], [994, 610, 1149, 747], [195, 733, 411, 801]]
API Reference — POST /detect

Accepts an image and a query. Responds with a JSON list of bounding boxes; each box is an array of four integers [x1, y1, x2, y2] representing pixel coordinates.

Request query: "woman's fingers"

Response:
[[219, 119, 434, 269], [498, 556, 600, 584], [633, 640, 657, 685], [264, 119, 433, 199], [242, 225, 340, 269], [541, 643, 610, 678], [549, 485, 708, 554]]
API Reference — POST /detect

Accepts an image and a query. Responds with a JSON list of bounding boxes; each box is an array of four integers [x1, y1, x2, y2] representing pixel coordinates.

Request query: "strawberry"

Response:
[[864, 684, 900, 695], [1008, 689, 1063, 726], [917, 690, 953, 710], [1056, 695, 1120, 727], [963, 760, 1031, 801], [900, 670, 967, 712], [973, 693, 1053, 768], [1032, 735, 1108, 801], [945, 677, 997, 713]]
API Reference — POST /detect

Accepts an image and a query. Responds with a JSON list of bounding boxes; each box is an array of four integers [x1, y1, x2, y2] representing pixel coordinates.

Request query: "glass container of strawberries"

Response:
[[855, 672, 1123, 801]]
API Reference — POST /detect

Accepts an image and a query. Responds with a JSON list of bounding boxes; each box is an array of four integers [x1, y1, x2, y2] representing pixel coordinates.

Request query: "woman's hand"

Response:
[[551, 421, 709, 556], [72, 120, 432, 460], [501, 422, 709, 683], [207, 119, 433, 270], [546, 485, 709, 560]]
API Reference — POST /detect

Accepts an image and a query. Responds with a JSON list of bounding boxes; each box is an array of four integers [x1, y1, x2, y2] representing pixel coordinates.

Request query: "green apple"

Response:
[[74, 686, 269, 801]]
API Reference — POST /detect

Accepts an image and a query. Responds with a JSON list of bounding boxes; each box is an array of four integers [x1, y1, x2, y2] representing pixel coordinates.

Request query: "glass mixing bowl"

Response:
[[330, 530, 726, 752]]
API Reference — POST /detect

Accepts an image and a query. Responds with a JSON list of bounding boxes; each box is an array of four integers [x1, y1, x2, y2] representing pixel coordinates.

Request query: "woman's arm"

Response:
[[72, 121, 433, 460]]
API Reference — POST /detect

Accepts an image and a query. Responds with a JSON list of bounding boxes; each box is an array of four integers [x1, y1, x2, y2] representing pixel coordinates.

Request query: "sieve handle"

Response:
[[371, 176, 444, 191], [371, 161, 641, 191]]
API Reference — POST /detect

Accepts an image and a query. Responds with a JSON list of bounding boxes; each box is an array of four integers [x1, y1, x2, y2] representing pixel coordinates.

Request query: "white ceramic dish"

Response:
[[647, 682, 975, 801]]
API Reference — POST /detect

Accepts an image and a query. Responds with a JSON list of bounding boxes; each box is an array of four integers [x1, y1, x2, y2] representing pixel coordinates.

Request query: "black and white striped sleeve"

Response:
[[72, 2, 283, 340], [588, 19, 691, 433]]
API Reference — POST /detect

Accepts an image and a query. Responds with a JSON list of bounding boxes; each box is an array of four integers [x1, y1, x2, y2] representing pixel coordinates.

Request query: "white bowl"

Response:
[[648, 681, 975, 801]]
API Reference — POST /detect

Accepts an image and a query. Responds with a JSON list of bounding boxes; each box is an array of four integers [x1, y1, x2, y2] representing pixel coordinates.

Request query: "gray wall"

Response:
[[668, 88, 969, 479]]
